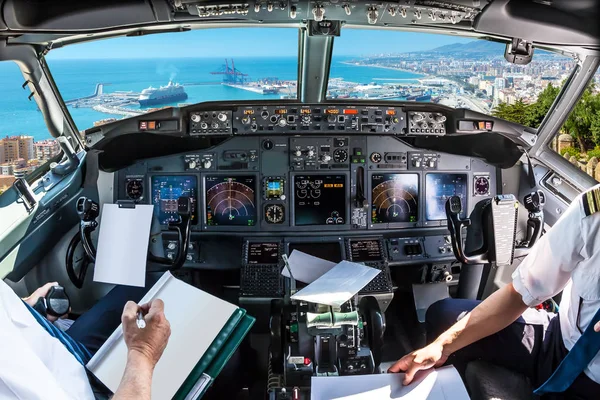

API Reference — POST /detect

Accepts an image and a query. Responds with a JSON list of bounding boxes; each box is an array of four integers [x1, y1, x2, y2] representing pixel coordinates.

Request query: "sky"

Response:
[[46, 28, 473, 60]]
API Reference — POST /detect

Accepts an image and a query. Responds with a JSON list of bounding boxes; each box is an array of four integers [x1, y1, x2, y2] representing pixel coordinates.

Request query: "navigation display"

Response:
[[247, 242, 279, 265], [151, 175, 198, 225], [294, 175, 346, 226], [205, 176, 256, 226], [349, 240, 383, 262], [371, 174, 419, 224], [425, 173, 468, 220]]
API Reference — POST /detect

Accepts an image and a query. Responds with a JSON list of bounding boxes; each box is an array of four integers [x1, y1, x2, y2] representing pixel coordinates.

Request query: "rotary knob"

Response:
[[187, 159, 197, 169], [435, 114, 447, 123], [321, 154, 332, 163], [294, 150, 302, 157], [308, 150, 315, 157], [217, 112, 227, 122], [191, 113, 201, 123], [278, 118, 287, 127], [202, 159, 212, 169]]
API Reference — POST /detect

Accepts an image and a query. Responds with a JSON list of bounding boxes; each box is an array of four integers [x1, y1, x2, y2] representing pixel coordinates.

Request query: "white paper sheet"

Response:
[[310, 366, 469, 400], [290, 261, 381, 307], [93, 203, 154, 287], [87, 272, 239, 400], [281, 250, 337, 283]]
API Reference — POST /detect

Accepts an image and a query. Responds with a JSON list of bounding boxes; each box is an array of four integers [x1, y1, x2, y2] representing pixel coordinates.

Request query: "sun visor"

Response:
[[2, 0, 160, 31], [476, 0, 600, 48]]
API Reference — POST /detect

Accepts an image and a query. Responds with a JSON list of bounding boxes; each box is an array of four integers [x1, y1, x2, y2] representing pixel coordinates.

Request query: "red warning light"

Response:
[[304, 357, 311, 365], [343, 109, 358, 115]]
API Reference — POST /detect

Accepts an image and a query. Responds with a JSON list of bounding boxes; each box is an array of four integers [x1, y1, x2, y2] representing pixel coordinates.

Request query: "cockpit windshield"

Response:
[[327, 30, 575, 126], [40, 28, 575, 132], [45, 28, 299, 130]]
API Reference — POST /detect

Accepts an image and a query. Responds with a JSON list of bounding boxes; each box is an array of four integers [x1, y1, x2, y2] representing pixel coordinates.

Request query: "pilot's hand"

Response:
[[23, 281, 69, 322], [388, 341, 449, 385], [595, 320, 600, 333], [122, 299, 171, 369]]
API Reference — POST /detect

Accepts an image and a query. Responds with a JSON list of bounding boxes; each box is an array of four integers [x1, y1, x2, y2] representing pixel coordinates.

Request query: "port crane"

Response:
[[210, 58, 249, 85]]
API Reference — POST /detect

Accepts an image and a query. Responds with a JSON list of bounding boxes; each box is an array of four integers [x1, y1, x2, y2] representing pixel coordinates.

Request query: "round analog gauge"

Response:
[[265, 204, 285, 224], [474, 176, 490, 196], [333, 149, 348, 163], [370, 152, 382, 163], [126, 179, 144, 200]]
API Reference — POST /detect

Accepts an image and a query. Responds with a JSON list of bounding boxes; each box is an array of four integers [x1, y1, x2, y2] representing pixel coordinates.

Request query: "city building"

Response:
[[0, 135, 34, 163], [34, 139, 61, 162]]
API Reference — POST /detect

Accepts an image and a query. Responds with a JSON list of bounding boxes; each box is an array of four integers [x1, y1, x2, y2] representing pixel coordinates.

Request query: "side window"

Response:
[[0, 61, 60, 195], [549, 71, 600, 183]]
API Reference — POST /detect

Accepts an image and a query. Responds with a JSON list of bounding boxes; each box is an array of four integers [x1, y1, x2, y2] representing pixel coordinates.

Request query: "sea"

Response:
[[0, 56, 423, 142]]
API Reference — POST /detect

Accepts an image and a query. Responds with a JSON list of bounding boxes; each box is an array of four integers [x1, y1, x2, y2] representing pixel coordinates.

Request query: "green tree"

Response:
[[562, 84, 600, 151], [590, 109, 600, 146], [525, 83, 560, 128], [492, 99, 530, 126]]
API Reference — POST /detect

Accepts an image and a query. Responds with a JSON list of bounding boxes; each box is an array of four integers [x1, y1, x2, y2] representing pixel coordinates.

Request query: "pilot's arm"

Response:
[[112, 299, 171, 400], [389, 192, 587, 385]]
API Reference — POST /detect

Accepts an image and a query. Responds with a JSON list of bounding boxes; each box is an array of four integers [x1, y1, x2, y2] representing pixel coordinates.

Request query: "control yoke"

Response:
[[445, 194, 519, 266], [445, 195, 490, 265], [522, 190, 545, 248], [147, 196, 193, 271], [66, 196, 193, 288]]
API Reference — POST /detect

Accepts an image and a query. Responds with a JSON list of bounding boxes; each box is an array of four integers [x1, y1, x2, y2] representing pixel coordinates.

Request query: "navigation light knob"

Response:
[[202, 159, 212, 169], [217, 112, 227, 122]]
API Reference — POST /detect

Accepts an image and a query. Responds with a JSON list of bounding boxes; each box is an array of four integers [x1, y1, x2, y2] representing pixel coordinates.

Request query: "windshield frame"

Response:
[[36, 23, 585, 137]]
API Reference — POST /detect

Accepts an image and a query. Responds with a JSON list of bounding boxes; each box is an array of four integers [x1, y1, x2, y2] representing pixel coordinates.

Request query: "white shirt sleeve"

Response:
[[511, 195, 586, 307]]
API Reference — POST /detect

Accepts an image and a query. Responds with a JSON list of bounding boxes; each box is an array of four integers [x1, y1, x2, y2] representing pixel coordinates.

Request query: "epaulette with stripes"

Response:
[[582, 187, 600, 216]]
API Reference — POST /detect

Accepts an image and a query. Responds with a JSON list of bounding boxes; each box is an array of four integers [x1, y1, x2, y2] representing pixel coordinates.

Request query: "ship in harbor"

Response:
[[138, 81, 188, 106]]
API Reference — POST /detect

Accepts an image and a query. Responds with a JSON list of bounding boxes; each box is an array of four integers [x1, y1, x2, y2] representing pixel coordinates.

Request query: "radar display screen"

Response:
[[371, 174, 419, 224], [151, 175, 198, 225], [294, 175, 346, 226], [205, 176, 256, 226], [247, 242, 279, 265], [425, 173, 468, 220], [349, 239, 383, 262]]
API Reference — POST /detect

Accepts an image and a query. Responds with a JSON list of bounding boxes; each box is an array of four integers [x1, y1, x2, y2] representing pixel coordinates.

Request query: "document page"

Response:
[[93, 203, 154, 287], [88, 272, 239, 400], [311, 366, 469, 400], [281, 250, 336, 283], [291, 261, 380, 307]]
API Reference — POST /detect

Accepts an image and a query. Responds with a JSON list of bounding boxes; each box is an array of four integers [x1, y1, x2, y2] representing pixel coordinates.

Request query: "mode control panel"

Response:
[[407, 111, 446, 135], [289, 137, 349, 170], [189, 110, 233, 135], [234, 105, 406, 134]]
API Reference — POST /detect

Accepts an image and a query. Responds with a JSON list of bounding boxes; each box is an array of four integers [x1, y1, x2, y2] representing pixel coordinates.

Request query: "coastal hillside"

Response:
[[422, 40, 557, 58]]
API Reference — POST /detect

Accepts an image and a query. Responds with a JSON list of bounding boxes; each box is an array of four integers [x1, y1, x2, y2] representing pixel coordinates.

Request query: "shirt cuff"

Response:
[[511, 266, 539, 307]]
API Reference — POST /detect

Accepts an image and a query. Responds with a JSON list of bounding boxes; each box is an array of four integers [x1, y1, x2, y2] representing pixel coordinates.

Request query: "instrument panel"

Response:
[[116, 133, 496, 233], [186, 104, 448, 137]]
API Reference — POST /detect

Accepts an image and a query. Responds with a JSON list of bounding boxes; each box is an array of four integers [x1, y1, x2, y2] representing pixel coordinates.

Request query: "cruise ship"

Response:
[[138, 81, 188, 106]]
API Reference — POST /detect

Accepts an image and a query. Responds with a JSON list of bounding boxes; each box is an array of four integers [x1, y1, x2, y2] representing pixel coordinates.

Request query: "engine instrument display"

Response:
[[247, 242, 280, 265], [294, 175, 346, 226], [371, 174, 419, 224], [151, 175, 197, 225], [349, 239, 383, 262], [205, 176, 256, 226], [425, 173, 468, 220]]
